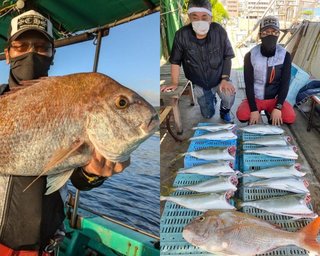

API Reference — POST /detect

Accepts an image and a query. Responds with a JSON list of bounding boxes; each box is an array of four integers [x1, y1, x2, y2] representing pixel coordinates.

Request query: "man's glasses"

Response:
[[10, 42, 52, 54], [260, 30, 280, 38]]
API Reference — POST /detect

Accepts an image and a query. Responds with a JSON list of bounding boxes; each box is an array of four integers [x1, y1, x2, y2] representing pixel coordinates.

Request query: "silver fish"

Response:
[[183, 210, 320, 255], [182, 146, 236, 161], [0, 73, 159, 194], [178, 161, 237, 176], [192, 123, 236, 132], [174, 175, 238, 193], [244, 135, 291, 146], [160, 191, 235, 212], [244, 163, 305, 179], [245, 177, 309, 194], [189, 130, 237, 141], [240, 194, 318, 219], [240, 125, 284, 135], [244, 145, 298, 159]]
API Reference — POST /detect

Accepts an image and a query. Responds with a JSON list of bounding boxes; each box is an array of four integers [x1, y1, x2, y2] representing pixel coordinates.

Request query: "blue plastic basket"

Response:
[[240, 153, 295, 172], [239, 187, 293, 201], [188, 129, 237, 151], [161, 173, 235, 256], [184, 146, 237, 169], [239, 131, 287, 142], [240, 204, 318, 256]]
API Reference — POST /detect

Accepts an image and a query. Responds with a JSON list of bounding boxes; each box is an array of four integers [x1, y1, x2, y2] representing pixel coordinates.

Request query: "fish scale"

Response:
[[183, 211, 320, 255], [0, 73, 158, 193]]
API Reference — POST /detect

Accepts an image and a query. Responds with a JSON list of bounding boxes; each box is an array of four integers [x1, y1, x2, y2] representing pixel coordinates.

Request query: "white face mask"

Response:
[[191, 20, 210, 36]]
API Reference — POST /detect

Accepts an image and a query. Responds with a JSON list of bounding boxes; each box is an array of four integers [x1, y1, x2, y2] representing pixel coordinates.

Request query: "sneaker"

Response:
[[220, 109, 234, 123]]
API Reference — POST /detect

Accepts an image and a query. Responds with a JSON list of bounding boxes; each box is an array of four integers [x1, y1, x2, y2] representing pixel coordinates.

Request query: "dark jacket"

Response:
[[169, 22, 235, 90]]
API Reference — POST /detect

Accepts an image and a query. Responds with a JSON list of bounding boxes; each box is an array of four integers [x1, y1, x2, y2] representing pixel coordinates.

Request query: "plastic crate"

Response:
[[240, 205, 318, 256], [184, 144, 236, 168], [241, 153, 295, 172], [161, 173, 234, 256], [239, 187, 292, 201], [188, 131, 237, 150], [240, 131, 278, 141]]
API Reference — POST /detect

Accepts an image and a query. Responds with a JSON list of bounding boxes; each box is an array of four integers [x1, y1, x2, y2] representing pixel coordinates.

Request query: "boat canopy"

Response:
[[0, 0, 160, 54]]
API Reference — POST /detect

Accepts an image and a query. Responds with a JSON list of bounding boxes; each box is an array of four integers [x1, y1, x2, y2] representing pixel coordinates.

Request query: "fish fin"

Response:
[[22, 139, 84, 192], [298, 217, 320, 254], [45, 170, 74, 195], [44, 139, 85, 173]]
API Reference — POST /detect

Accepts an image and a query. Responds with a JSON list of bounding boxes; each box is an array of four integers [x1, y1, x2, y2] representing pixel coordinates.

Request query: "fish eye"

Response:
[[198, 216, 205, 222], [115, 96, 129, 109]]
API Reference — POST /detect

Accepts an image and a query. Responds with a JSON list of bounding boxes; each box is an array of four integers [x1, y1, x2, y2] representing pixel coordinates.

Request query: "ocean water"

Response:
[[67, 135, 160, 236]]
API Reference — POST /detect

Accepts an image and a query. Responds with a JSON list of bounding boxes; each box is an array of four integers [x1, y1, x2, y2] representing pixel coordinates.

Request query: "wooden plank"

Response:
[[160, 106, 172, 124]]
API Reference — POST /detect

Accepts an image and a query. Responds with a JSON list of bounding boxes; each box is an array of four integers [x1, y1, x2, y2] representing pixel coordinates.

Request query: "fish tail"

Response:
[[235, 198, 245, 209], [160, 196, 168, 201], [161, 185, 176, 196], [235, 171, 247, 177], [298, 217, 320, 254], [170, 153, 186, 164]]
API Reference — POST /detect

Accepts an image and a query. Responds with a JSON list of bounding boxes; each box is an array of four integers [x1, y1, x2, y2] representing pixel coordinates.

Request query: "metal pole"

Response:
[[93, 30, 103, 72], [71, 189, 81, 228]]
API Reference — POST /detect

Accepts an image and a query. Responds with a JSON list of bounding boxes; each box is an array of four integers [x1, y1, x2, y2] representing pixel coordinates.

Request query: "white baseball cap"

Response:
[[9, 10, 53, 42]]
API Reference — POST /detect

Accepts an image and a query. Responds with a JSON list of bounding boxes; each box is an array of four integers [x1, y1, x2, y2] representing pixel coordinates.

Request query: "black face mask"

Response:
[[9, 52, 53, 87], [261, 35, 278, 57]]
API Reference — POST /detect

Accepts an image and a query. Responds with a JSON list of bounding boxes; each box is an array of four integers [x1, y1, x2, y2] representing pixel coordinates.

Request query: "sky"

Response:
[[0, 12, 160, 106]]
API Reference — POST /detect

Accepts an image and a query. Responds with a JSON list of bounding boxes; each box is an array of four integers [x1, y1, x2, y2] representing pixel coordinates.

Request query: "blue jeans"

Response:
[[197, 89, 216, 118], [194, 85, 235, 119]]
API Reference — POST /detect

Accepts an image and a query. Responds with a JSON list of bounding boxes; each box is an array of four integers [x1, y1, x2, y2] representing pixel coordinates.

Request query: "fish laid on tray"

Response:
[[243, 163, 305, 179], [189, 130, 237, 141], [245, 177, 310, 194], [244, 145, 298, 159], [183, 210, 320, 255], [243, 135, 291, 146], [178, 146, 236, 161], [240, 124, 284, 135], [160, 191, 235, 212], [239, 194, 318, 219], [192, 123, 236, 132], [178, 161, 238, 176], [0, 73, 159, 194], [174, 175, 238, 193]]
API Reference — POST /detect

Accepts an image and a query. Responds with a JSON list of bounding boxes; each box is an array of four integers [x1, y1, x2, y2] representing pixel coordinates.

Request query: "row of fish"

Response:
[[165, 123, 320, 255]]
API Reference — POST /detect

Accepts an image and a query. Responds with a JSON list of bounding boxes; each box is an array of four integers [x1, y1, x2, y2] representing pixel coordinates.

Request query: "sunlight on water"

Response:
[[68, 135, 160, 236]]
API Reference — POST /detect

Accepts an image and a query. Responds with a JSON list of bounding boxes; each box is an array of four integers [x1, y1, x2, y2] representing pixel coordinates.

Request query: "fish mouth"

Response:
[[140, 114, 159, 134]]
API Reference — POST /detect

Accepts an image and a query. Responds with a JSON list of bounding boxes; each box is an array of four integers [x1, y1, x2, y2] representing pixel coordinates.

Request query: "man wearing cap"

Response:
[[0, 10, 129, 256], [160, 0, 236, 123], [236, 16, 296, 125]]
